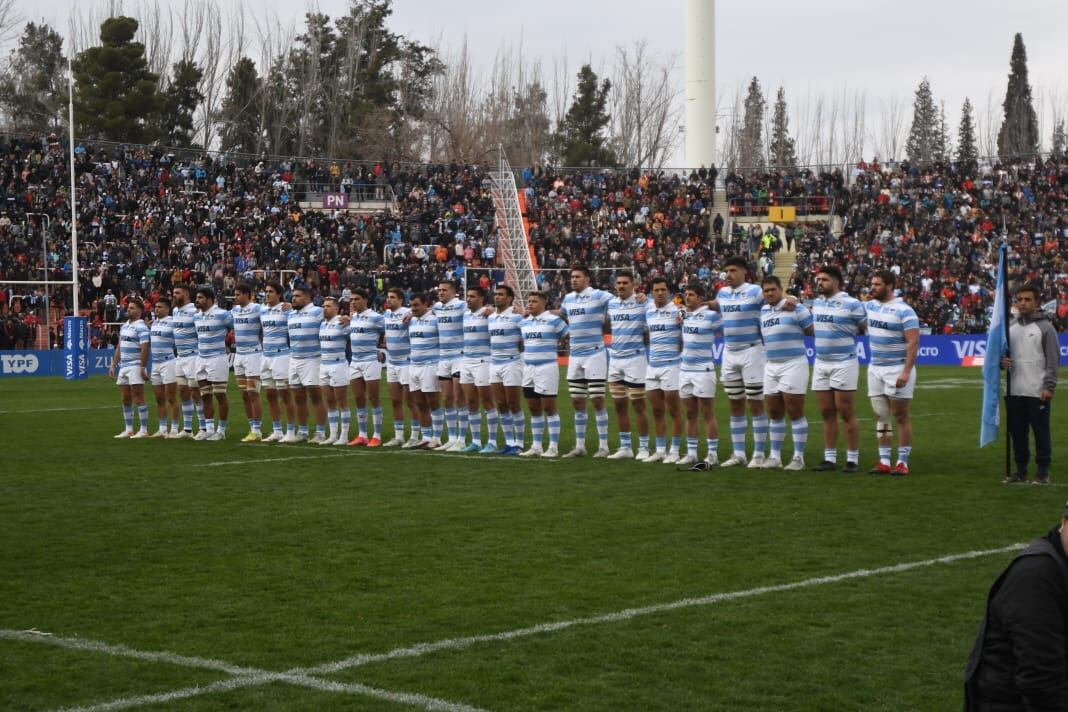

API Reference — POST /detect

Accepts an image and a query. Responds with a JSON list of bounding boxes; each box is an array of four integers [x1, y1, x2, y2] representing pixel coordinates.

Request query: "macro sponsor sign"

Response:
[[0, 349, 114, 377], [322, 193, 349, 209]]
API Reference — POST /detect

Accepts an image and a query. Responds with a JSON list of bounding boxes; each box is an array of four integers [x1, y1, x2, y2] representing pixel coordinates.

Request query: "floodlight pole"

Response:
[[68, 58, 80, 316]]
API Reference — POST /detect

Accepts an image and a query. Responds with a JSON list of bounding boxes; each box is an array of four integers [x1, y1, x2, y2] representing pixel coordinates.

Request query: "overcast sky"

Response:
[[20, 0, 1068, 165]]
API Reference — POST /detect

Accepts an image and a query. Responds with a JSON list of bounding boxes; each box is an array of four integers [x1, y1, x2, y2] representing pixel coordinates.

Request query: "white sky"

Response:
[[20, 0, 1068, 165]]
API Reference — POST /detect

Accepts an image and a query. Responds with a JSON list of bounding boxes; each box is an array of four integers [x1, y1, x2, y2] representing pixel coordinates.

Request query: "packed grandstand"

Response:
[[0, 131, 1065, 350]]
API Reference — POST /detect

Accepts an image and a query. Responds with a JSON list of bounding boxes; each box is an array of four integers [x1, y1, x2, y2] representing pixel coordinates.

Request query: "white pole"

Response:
[[685, 0, 716, 170], [68, 58, 79, 315]]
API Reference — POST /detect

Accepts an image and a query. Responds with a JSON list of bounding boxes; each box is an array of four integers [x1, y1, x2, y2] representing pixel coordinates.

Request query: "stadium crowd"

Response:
[[0, 130, 1066, 349]]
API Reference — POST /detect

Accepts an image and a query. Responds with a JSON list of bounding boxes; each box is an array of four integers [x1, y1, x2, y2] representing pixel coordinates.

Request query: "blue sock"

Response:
[[687, 436, 698, 456], [272, 419, 282, 433], [656, 435, 666, 453], [137, 405, 149, 431], [574, 411, 588, 449], [670, 436, 680, 454], [431, 408, 444, 440], [500, 411, 513, 447], [182, 400, 193, 430], [485, 408, 499, 447], [897, 446, 912, 464], [769, 418, 787, 459], [595, 408, 609, 448], [371, 407, 383, 438], [122, 405, 133, 432], [705, 438, 719, 460], [791, 417, 808, 459], [531, 415, 545, 449], [548, 413, 561, 445], [730, 416, 747, 457], [752, 414, 768, 456], [620, 431, 632, 451]]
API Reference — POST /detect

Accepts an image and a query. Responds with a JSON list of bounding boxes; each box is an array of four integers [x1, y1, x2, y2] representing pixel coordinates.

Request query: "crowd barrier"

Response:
[[1, 335, 1066, 378]]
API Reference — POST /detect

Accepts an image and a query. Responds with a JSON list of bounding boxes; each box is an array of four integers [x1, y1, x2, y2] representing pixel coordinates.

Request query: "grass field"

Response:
[[2, 366, 1066, 711]]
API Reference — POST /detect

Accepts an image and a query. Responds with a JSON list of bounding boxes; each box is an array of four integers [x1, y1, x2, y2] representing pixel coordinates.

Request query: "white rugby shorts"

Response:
[[607, 352, 647, 386], [645, 363, 680, 392], [288, 357, 320, 388], [150, 359, 176, 386], [490, 359, 523, 387], [811, 358, 859, 392], [523, 362, 560, 397], [679, 367, 717, 399], [868, 363, 917, 400], [175, 354, 197, 386], [261, 354, 290, 388], [349, 358, 382, 382], [764, 357, 810, 396], [319, 361, 350, 388], [567, 350, 606, 381], [436, 356, 462, 379], [386, 363, 410, 386], [233, 352, 263, 379], [459, 357, 491, 387], [116, 363, 145, 386], [195, 354, 229, 384], [721, 344, 766, 385], [409, 363, 440, 393]]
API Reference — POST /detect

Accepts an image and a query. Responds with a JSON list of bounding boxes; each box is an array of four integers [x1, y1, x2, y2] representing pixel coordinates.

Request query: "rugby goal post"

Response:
[[487, 147, 538, 303]]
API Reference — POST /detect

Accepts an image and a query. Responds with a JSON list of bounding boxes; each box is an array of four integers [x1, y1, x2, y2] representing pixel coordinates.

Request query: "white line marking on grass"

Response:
[[198, 452, 362, 468], [300, 542, 1027, 675], [55, 676, 268, 712], [0, 405, 113, 415]]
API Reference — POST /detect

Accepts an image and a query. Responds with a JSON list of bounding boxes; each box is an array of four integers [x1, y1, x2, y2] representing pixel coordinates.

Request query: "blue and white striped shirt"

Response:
[[384, 307, 411, 366], [171, 302, 199, 357], [681, 307, 722, 371], [194, 306, 233, 358], [488, 308, 524, 364], [149, 316, 176, 364], [349, 309, 385, 363], [561, 287, 612, 357], [716, 283, 764, 351], [462, 309, 491, 359], [607, 296, 647, 358], [522, 313, 568, 366], [865, 299, 919, 366], [319, 316, 350, 365], [261, 304, 290, 357], [646, 302, 683, 367], [230, 302, 265, 354], [812, 292, 866, 362], [119, 319, 150, 367], [434, 298, 465, 359], [760, 301, 813, 362], [409, 313, 440, 365], [287, 304, 324, 360]]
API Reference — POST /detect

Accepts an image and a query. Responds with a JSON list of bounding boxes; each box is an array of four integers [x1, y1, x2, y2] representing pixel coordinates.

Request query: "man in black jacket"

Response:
[[965, 503, 1068, 710]]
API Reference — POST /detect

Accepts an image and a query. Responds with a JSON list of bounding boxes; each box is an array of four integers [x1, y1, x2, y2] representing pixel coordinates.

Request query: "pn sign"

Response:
[[322, 193, 349, 209]]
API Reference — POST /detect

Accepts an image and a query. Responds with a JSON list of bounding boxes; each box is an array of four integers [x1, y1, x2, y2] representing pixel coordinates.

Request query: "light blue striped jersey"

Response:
[[462, 309, 491, 358], [521, 313, 568, 366], [119, 319, 150, 367], [812, 292, 866, 362], [171, 302, 199, 357], [287, 304, 324, 360], [349, 309, 385, 362], [488, 308, 524, 364], [681, 306, 722, 371], [319, 316, 350, 365], [434, 298, 465, 359], [261, 303, 290, 357], [561, 287, 612, 357], [194, 306, 233, 358], [716, 283, 764, 350], [865, 298, 920, 366], [607, 296, 647, 357], [409, 313, 439, 365], [149, 316, 176, 364], [230, 302, 265, 354], [645, 302, 683, 367], [384, 307, 411, 366], [760, 301, 813, 362]]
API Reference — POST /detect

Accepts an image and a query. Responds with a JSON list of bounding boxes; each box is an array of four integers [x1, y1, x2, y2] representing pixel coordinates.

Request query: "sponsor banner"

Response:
[[321, 193, 349, 209], [64, 316, 89, 380], [0, 349, 115, 377]]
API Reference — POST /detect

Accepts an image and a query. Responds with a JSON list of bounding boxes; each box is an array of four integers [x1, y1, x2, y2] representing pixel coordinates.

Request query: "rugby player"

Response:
[[521, 291, 569, 458], [406, 293, 444, 449], [382, 287, 418, 447], [678, 284, 723, 467], [606, 271, 650, 460], [170, 284, 204, 437], [347, 288, 385, 446], [260, 282, 296, 442], [148, 297, 178, 437], [231, 283, 266, 442], [487, 285, 524, 454], [319, 296, 352, 445], [285, 285, 326, 443], [644, 278, 685, 464], [458, 286, 495, 453], [560, 265, 613, 458], [108, 298, 151, 438], [192, 286, 233, 440]]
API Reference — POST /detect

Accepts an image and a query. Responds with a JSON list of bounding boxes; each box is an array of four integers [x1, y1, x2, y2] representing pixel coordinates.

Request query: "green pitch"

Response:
[[1, 367, 1065, 711]]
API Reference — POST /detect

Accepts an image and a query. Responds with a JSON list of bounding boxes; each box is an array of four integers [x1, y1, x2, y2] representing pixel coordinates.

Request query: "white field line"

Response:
[[199, 452, 362, 468], [9, 542, 1023, 711], [0, 405, 113, 415], [299, 542, 1025, 674], [193, 443, 520, 468]]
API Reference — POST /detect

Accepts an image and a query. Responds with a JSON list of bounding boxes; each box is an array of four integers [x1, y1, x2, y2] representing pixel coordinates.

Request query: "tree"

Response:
[[555, 64, 615, 167], [936, 101, 950, 161], [0, 22, 65, 132], [503, 81, 551, 167], [1052, 121, 1067, 161], [739, 77, 765, 171], [956, 97, 979, 164], [608, 41, 681, 170], [72, 16, 163, 143], [905, 78, 939, 164], [218, 56, 263, 155], [997, 33, 1039, 161], [159, 59, 204, 147], [769, 87, 797, 170]]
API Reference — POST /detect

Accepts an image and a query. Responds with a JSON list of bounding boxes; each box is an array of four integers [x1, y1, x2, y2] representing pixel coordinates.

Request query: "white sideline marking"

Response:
[[196, 445, 513, 468], [199, 452, 361, 468], [0, 405, 113, 415], [9, 543, 1022, 711]]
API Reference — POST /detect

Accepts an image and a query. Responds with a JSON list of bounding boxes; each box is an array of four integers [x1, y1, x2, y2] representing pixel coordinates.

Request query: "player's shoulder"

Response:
[[743, 283, 763, 297]]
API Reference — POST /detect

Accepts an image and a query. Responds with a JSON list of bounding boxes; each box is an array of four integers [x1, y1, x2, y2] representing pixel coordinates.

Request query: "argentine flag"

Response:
[[980, 244, 1008, 447]]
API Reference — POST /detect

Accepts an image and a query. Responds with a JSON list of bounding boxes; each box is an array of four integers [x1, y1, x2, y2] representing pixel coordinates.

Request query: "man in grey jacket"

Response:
[[1001, 284, 1060, 484]]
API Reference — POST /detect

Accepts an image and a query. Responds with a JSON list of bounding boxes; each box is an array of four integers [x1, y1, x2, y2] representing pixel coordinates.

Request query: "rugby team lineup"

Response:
[[108, 258, 922, 476]]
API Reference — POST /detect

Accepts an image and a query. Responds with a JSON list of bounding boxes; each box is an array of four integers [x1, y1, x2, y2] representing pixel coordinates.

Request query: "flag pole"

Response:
[[1002, 242, 1012, 481]]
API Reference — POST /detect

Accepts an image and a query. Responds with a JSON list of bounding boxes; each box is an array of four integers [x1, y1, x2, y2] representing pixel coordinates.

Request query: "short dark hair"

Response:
[[570, 264, 591, 278], [466, 286, 487, 299], [761, 275, 782, 288], [387, 287, 405, 301], [651, 277, 670, 289], [352, 288, 370, 300], [528, 290, 548, 303], [127, 297, 144, 311], [410, 292, 430, 306], [172, 283, 191, 295], [154, 296, 172, 308], [291, 285, 311, 297], [195, 286, 215, 301], [684, 283, 705, 299], [723, 256, 747, 270], [495, 284, 515, 299], [817, 265, 843, 285], [873, 269, 896, 287], [235, 283, 252, 296], [438, 280, 460, 292], [265, 281, 284, 295], [615, 270, 634, 282], [1014, 283, 1041, 300], [322, 296, 339, 308]]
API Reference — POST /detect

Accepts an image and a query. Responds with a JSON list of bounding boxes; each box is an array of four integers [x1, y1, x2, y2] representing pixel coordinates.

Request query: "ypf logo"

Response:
[[1, 354, 39, 374]]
